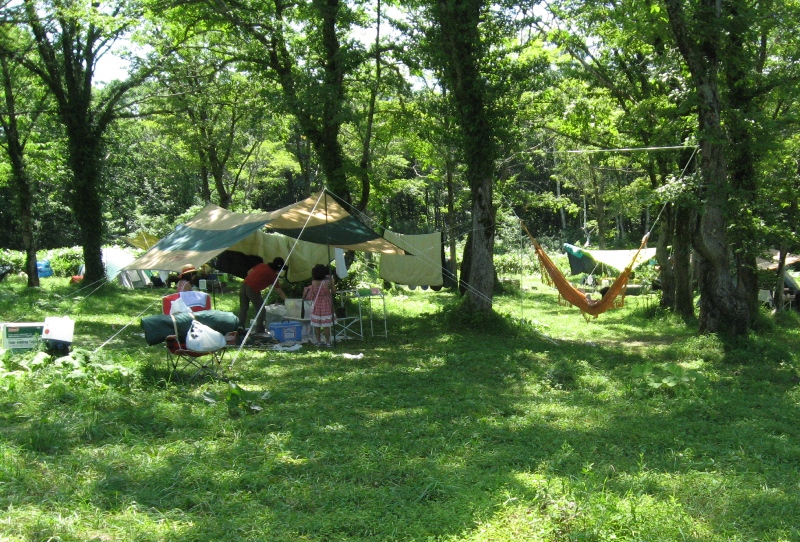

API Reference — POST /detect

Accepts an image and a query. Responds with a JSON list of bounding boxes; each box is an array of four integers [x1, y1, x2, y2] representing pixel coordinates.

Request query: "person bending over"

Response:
[[238, 257, 287, 333]]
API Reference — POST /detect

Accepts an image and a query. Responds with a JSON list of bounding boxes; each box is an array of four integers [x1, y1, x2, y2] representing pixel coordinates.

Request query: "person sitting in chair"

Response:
[[176, 264, 196, 292]]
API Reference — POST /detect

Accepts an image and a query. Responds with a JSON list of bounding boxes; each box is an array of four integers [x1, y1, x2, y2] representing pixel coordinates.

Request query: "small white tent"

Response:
[[78, 247, 151, 288]]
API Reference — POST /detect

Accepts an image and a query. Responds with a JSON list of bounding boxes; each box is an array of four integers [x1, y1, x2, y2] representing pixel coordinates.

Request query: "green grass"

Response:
[[1, 276, 800, 541]]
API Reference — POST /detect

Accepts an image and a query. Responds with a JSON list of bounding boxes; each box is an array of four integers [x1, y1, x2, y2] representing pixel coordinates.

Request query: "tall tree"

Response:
[[4, 0, 150, 283], [541, 0, 697, 315], [663, 0, 749, 334], [663, 0, 800, 333], [153, 41, 273, 209], [185, 0, 364, 207], [0, 26, 44, 286], [422, 0, 499, 311], [718, 0, 800, 321]]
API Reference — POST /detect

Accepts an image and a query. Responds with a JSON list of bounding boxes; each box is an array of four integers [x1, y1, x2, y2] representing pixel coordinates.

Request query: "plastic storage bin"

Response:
[[36, 260, 53, 278], [268, 321, 303, 342]]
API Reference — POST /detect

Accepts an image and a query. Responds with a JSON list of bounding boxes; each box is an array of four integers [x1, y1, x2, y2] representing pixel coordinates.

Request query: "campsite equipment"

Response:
[[185, 320, 226, 352], [126, 190, 402, 371], [269, 321, 303, 342], [284, 298, 313, 319], [563, 243, 657, 276], [1, 322, 44, 351], [164, 330, 235, 379], [122, 231, 160, 250], [522, 221, 650, 319], [121, 190, 406, 283], [74, 247, 151, 288], [42, 316, 75, 355], [162, 292, 211, 314], [379, 231, 445, 288], [160, 313, 235, 379], [36, 260, 53, 278], [141, 310, 239, 346]]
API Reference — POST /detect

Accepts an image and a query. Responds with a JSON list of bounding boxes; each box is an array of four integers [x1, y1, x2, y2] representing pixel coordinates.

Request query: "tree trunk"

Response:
[[673, 203, 695, 319], [589, 160, 606, 249], [555, 163, 567, 231], [7, 142, 39, 289], [354, 0, 382, 212], [775, 245, 788, 312], [66, 130, 106, 284], [692, 137, 748, 334], [198, 149, 212, 203], [261, 0, 351, 205], [664, 0, 749, 334], [446, 156, 458, 287], [431, 0, 496, 312], [725, 0, 764, 323], [467, 179, 495, 311], [459, 231, 472, 296], [657, 204, 675, 309], [0, 56, 40, 288], [312, 0, 349, 204]]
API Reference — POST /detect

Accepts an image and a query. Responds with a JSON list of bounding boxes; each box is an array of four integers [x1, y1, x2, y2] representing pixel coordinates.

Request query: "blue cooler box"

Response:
[[269, 321, 303, 342]]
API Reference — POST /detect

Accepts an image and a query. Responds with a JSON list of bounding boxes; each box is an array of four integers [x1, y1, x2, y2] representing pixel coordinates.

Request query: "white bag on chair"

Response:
[[185, 320, 226, 352], [170, 297, 191, 314]]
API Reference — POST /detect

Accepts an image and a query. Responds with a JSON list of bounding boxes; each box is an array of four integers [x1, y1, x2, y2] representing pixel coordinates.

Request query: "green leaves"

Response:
[[203, 381, 271, 417], [0, 346, 134, 390], [631, 361, 707, 395]]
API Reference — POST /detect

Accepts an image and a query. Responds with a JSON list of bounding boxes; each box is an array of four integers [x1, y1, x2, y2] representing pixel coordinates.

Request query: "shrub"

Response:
[[494, 251, 538, 277], [47, 247, 84, 277], [0, 247, 84, 277], [0, 248, 26, 273], [545, 359, 586, 390]]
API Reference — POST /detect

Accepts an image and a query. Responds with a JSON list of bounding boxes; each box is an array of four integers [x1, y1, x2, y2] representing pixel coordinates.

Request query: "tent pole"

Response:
[[325, 191, 336, 348]]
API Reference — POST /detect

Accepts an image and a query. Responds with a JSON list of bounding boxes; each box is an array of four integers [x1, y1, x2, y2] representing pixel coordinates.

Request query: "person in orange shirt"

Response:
[[238, 257, 287, 333]]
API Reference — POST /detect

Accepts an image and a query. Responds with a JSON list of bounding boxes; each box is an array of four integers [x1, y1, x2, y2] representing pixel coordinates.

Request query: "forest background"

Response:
[[1, 0, 799, 336]]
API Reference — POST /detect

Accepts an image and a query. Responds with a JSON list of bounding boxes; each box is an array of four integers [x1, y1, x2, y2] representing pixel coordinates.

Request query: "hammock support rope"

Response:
[[521, 221, 650, 320]]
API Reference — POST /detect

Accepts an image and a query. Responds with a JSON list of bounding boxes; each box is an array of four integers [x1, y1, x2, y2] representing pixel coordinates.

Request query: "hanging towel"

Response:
[[335, 248, 348, 278]]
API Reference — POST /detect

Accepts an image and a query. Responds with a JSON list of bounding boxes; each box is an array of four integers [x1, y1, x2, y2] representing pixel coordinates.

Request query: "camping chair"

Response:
[[162, 292, 211, 314], [164, 327, 237, 381]]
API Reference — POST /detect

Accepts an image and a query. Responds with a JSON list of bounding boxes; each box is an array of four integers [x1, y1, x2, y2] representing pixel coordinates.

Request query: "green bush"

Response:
[[46, 247, 84, 277], [0, 247, 84, 277], [494, 250, 537, 277], [0, 248, 25, 273]]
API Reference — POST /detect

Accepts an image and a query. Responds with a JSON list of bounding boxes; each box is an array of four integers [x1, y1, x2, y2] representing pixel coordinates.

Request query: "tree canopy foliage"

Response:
[[1, 0, 800, 332]]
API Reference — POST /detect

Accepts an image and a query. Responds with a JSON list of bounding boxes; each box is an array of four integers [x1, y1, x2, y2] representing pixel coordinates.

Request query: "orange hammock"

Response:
[[521, 222, 650, 319]]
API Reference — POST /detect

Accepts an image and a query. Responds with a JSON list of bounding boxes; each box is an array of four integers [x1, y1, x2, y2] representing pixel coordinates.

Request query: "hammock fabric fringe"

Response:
[[521, 222, 649, 320]]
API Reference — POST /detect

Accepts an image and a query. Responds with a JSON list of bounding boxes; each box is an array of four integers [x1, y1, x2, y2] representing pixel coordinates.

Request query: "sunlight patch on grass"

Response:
[[3, 283, 800, 540]]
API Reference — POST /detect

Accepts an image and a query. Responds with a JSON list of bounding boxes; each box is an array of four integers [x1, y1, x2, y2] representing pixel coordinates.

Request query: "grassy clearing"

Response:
[[1, 276, 800, 541]]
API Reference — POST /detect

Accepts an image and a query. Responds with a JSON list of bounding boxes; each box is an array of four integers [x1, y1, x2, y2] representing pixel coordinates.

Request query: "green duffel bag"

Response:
[[141, 310, 239, 346]]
